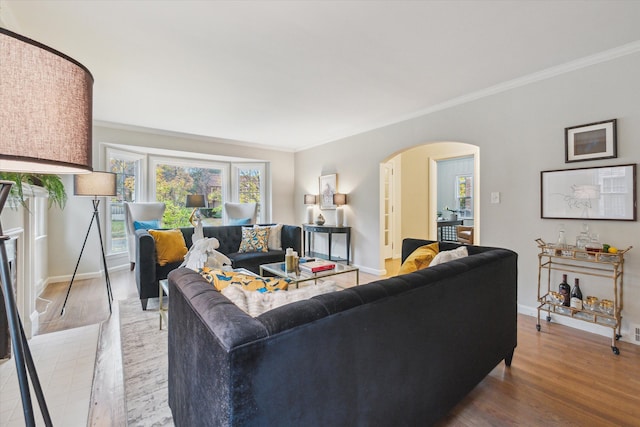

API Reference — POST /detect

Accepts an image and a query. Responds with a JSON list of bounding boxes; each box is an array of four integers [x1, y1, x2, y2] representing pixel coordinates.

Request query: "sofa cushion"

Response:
[[238, 227, 269, 253], [221, 280, 338, 317], [430, 246, 468, 266], [198, 267, 291, 292], [134, 219, 161, 230], [254, 223, 283, 250], [398, 242, 439, 274], [229, 217, 252, 225], [149, 229, 188, 266]]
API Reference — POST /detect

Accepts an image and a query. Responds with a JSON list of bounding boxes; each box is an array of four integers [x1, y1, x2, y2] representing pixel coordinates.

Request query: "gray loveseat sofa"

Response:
[[167, 238, 518, 426], [135, 224, 301, 309]]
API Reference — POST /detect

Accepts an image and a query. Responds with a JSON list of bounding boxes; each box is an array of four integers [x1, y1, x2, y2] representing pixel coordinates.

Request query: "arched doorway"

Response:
[[380, 142, 479, 275]]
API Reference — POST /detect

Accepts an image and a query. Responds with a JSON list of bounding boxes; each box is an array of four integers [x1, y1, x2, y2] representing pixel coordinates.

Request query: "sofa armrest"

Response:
[[135, 229, 158, 300], [280, 225, 301, 254]]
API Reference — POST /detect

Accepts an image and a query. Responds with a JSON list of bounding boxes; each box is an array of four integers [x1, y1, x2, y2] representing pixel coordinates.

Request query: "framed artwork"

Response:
[[319, 174, 337, 209], [565, 119, 617, 163], [541, 164, 636, 221]]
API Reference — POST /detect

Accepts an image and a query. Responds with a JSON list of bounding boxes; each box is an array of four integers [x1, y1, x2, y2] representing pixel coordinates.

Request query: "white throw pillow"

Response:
[[221, 280, 338, 317], [254, 224, 283, 250], [429, 246, 468, 267]]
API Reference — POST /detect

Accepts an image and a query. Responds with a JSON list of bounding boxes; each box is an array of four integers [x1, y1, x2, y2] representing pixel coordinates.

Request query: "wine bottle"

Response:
[[558, 274, 570, 307], [571, 278, 583, 310]]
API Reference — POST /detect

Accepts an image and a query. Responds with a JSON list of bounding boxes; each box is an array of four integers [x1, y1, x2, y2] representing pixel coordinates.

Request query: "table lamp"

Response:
[[1, 28, 94, 426], [304, 194, 317, 224], [186, 194, 206, 242], [333, 193, 347, 226], [60, 172, 117, 316]]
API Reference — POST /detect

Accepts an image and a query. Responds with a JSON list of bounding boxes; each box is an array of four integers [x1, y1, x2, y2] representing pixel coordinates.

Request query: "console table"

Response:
[[303, 224, 351, 264]]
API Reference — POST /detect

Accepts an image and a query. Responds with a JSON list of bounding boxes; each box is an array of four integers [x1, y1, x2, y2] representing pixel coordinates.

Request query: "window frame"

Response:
[[101, 143, 270, 257]]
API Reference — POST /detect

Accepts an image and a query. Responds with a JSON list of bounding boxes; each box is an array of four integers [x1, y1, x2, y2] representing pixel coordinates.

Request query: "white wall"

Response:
[[295, 52, 640, 342], [46, 124, 296, 279]]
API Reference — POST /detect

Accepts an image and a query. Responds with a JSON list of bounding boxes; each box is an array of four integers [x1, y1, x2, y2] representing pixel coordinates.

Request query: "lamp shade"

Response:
[[304, 194, 317, 205], [186, 194, 206, 208], [74, 172, 116, 196], [333, 193, 347, 206], [0, 28, 94, 174]]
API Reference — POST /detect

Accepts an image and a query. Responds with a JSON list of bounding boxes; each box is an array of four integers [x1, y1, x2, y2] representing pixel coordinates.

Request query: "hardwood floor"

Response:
[[37, 261, 639, 426]]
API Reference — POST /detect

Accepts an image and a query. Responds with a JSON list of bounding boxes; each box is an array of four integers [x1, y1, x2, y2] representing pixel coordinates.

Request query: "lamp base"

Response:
[[306, 206, 314, 224], [335, 206, 344, 227]]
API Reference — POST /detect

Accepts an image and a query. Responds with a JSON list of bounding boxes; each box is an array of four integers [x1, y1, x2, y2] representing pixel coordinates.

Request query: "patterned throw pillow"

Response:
[[198, 267, 290, 293], [254, 224, 283, 250], [238, 227, 269, 253]]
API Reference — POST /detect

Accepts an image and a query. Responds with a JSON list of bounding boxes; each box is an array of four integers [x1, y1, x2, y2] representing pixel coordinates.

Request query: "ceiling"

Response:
[[3, 1, 640, 152]]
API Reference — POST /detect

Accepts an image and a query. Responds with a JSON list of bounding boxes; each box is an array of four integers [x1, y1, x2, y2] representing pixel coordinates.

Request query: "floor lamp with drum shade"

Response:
[[60, 171, 117, 315], [0, 28, 94, 426]]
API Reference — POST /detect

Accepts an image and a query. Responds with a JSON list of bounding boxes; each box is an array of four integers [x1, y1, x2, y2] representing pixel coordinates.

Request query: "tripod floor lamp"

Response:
[[60, 172, 117, 315], [1, 28, 94, 427]]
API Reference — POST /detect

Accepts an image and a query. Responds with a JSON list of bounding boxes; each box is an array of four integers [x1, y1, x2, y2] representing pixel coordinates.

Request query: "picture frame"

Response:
[[565, 119, 617, 163], [541, 164, 636, 221], [319, 174, 337, 209]]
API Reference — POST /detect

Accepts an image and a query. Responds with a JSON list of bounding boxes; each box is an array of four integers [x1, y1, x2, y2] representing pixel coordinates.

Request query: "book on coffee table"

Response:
[[299, 260, 336, 273]]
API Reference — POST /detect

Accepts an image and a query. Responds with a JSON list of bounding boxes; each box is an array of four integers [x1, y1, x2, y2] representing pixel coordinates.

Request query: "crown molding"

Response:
[[300, 40, 640, 151]]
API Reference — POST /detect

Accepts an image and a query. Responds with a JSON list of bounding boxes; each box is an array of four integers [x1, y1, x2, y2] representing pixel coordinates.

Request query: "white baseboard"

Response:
[[356, 264, 386, 276], [46, 262, 130, 287]]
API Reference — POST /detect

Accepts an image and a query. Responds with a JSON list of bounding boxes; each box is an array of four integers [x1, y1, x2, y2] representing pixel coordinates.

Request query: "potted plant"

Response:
[[0, 172, 67, 210]]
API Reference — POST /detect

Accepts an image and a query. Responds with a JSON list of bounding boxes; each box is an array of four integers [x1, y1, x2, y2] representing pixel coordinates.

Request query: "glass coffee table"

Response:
[[260, 261, 359, 288]]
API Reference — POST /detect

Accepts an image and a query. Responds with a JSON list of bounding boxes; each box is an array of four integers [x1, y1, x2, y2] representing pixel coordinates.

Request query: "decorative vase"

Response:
[[315, 214, 325, 225]]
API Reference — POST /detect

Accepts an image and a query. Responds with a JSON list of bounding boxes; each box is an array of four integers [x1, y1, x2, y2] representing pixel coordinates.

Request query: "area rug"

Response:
[[119, 298, 173, 426]]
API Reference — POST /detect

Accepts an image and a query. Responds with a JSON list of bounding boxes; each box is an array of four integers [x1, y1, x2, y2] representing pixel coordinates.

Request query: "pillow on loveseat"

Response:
[[148, 229, 188, 266], [238, 227, 269, 253], [429, 246, 468, 266], [254, 224, 283, 250], [397, 242, 439, 275]]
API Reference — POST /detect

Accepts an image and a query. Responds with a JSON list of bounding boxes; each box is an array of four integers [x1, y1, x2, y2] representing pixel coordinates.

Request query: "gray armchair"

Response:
[[124, 202, 166, 270], [223, 202, 257, 225]]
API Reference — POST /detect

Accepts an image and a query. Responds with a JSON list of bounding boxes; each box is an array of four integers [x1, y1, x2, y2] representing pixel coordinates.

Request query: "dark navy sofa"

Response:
[[166, 238, 517, 426]]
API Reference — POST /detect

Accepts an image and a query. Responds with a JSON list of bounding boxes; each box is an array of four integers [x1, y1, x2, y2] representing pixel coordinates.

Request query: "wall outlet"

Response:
[[491, 192, 500, 204], [633, 324, 640, 342]]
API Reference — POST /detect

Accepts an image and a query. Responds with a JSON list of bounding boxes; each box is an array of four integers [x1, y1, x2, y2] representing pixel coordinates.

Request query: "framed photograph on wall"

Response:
[[540, 164, 636, 221], [565, 119, 617, 163], [319, 174, 337, 209]]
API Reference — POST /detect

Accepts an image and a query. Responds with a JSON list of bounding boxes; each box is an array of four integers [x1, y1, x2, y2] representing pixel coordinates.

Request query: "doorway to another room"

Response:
[[380, 142, 479, 276]]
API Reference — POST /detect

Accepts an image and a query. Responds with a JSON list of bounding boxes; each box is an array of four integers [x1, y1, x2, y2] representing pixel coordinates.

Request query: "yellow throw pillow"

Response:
[[397, 242, 439, 275], [238, 227, 269, 253], [198, 267, 290, 292], [148, 229, 188, 266]]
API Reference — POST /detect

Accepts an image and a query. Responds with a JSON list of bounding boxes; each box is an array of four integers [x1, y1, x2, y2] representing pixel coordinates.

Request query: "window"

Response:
[[456, 174, 473, 219], [103, 144, 269, 257], [151, 158, 228, 228], [106, 149, 144, 254], [232, 163, 266, 223]]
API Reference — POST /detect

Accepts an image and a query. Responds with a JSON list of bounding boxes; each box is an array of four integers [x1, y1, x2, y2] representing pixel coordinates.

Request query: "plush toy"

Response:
[[181, 237, 231, 271]]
